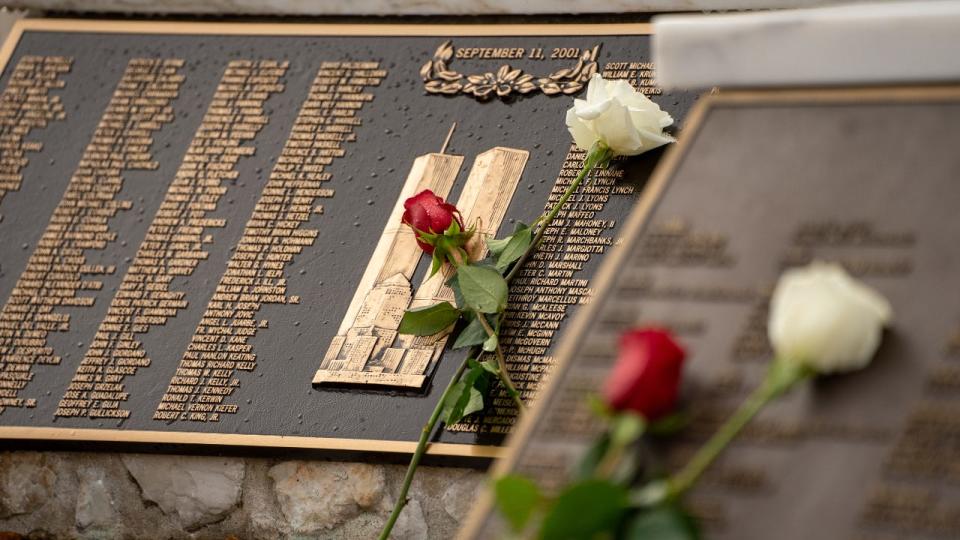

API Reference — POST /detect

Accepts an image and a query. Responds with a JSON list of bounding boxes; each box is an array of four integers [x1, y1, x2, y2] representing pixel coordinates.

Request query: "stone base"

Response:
[[0, 451, 484, 539]]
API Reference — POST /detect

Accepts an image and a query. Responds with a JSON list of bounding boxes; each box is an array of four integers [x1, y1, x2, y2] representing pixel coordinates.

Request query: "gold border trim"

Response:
[[0, 19, 652, 76], [457, 84, 960, 537], [0, 18, 653, 459], [11, 19, 653, 35], [0, 21, 23, 75], [0, 426, 502, 458]]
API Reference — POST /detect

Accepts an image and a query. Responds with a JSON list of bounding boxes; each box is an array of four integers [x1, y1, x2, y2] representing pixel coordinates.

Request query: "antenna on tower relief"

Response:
[[439, 122, 457, 155]]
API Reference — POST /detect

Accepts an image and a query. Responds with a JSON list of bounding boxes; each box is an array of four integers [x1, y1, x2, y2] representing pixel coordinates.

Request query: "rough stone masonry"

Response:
[[0, 451, 485, 539]]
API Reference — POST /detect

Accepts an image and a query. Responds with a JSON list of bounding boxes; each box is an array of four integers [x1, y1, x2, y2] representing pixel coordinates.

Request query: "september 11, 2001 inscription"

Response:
[[0, 20, 696, 456]]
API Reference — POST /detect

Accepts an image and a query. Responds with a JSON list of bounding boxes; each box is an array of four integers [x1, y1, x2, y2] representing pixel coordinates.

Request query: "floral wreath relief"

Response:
[[420, 41, 601, 99]]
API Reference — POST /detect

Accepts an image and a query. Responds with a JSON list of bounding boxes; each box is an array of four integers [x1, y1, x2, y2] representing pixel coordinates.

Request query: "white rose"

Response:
[[768, 262, 892, 374], [565, 73, 675, 156]]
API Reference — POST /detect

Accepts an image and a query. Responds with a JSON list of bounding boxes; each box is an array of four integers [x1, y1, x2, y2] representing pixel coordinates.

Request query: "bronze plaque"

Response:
[[0, 19, 697, 457], [461, 86, 960, 536]]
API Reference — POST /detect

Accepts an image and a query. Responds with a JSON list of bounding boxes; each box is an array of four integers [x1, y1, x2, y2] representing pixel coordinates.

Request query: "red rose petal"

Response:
[[602, 328, 686, 420]]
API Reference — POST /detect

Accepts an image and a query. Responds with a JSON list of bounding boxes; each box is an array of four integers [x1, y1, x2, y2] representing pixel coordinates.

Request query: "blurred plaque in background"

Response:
[[0, 20, 698, 457], [462, 87, 960, 536]]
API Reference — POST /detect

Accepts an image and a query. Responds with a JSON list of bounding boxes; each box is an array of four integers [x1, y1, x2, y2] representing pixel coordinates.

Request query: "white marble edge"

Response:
[[653, 0, 960, 89]]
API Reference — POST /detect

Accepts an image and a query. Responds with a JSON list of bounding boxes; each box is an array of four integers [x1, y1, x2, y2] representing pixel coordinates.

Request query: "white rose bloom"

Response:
[[768, 262, 892, 374], [565, 73, 675, 156]]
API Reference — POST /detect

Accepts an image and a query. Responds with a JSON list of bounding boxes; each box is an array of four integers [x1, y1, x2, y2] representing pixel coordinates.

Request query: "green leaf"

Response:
[[441, 359, 492, 425], [397, 301, 460, 336], [625, 505, 700, 540], [539, 480, 629, 540], [452, 314, 486, 349], [610, 412, 646, 448], [486, 236, 511, 258], [476, 255, 497, 268], [429, 251, 444, 278], [494, 475, 543, 533], [495, 225, 532, 273], [456, 264, 508, 314], [483, 332, 498, 352], [453, 312, 501, 350], [488, 222, 529, 254], [414, 227, 440, 242], [451, 308, 499, 353], [445, 218, 461, 235], [440, 380, 476, 425], [513, 221, 532, 234], [479, 359, 500, 375]]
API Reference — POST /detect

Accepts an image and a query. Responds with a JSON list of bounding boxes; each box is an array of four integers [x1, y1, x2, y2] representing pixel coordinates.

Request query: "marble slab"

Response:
[[654, 1, 960, 88]]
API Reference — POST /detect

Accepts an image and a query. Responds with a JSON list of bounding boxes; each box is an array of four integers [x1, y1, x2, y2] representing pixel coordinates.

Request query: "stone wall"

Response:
[[0, 451, 485, 539]]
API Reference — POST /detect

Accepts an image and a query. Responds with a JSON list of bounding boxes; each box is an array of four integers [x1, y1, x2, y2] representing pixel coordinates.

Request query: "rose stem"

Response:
[[595, 440, 627, 480], [381, 145, 611, 539], [505, 143, 611, 283], [477, 313, 525, 411], [489, 144, 608, 410], [378, 355, 471, 540], [662, 359, 809, 501]]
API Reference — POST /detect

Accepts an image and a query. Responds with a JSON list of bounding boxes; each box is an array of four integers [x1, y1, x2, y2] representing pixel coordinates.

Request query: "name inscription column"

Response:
[[155, 61, 385, 423], [0, 59, 183, 414], [450, 145, 625, 434], [0, 55, 71, 204], [56, 60, 287, 420]]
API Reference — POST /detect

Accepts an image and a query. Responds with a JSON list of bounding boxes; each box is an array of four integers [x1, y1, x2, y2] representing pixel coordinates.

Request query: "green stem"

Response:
[[664, 358, 810, 500], [477, 313, 525, 412], [505, 144, 611, 283], [382, 145, 611, 539], [377, 357, 470, 540], [595, 440, 626, 480], [490, 146, 608, 409]]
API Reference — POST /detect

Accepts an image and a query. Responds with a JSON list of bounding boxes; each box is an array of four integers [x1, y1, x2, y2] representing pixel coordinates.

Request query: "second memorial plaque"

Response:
[[464, 87, 960, 538]]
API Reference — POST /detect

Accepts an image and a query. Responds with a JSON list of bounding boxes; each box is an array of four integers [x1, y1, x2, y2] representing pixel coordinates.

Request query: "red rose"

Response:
[[402, 190, 464, 254], [602, 328, 686, 421]]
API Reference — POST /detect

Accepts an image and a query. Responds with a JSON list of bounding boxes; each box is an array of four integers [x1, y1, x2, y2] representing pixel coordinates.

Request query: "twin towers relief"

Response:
[[313, 144, 529, 389]]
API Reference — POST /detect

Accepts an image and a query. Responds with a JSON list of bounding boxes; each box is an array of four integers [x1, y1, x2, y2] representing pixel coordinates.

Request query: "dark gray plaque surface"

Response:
[[0, 20, 696, 457], [462, 87, 960, 537]]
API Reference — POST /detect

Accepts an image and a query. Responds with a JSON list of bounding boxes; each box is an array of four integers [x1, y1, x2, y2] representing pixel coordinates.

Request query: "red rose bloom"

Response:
[[602, 328, 686, 421], [402, 190, 463, 254]]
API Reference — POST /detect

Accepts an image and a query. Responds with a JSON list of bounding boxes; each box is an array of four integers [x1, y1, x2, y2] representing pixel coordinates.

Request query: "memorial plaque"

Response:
[[460, 87, 960, 537], [0, 19, 697, 457]]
